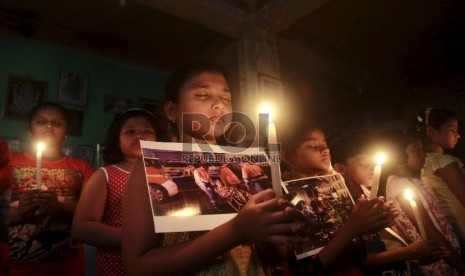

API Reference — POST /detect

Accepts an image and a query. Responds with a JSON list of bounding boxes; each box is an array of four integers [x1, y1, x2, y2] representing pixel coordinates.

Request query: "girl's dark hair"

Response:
[[375, 129, 421, 165], [376, 129, 422, 198], [163, 61, 231, 144], [102, 108, 162, 165], [164, 61, 230, 103], [329, 136, 373, 165], [281, 121, 323, 160], [414, 107, 458, 136], [28, 101, 69, 125]]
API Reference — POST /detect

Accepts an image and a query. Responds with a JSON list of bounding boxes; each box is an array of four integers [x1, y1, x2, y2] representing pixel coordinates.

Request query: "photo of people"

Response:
[[282, 173, 354, 259], [140, 140, 272, 233]]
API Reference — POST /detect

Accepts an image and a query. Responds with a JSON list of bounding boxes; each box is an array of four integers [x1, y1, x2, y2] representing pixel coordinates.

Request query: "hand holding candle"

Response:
[[369, 152, 386, 199], [36, 142, 45, 190], [404, 188, 427, 239]]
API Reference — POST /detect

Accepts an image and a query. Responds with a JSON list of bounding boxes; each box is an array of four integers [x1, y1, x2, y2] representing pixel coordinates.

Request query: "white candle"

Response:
[[268, 122, 282, 196], [36, 142, 45, 190], [369, 152, 386, 199], [404, 189, 427, 239], [96, 143, 100, 167]]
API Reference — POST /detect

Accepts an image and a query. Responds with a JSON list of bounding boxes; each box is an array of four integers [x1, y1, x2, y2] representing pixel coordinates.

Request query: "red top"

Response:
[[96, 165, 130, 276], [9, 152, 93, 274], [0, 139, 12, 193]]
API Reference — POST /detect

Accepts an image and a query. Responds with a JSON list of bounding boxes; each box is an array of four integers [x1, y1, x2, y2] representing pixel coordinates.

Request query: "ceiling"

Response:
[[1, 0, 464, 122]]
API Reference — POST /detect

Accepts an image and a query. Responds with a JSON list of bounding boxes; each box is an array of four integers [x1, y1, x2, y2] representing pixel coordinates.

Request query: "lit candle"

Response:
[[404, 188, 427, 239], [369, 152, 386, 199], [268, 121, 282, 196], [36, 142, 45, 190]]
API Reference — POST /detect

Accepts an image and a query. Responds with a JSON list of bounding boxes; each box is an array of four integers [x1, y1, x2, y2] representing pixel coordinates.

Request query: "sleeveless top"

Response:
[[96, 165, 129, 276], [421, 153, 465, 238], [386, 175, 460, 275]]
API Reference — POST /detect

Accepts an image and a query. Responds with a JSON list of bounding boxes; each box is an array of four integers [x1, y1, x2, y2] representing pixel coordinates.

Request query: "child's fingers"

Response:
[[261, 233, 309, 246], [262, 221, 308, 236], [264, 206, 304, 224], [248, 189, 276, 204]]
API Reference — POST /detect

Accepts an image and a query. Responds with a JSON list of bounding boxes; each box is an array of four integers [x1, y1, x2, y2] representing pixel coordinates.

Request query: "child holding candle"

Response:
[[122, 62, 305, 275], [379, 129, 464, 274], [332, 135, 452, 275], [416, 108, 465, 250], [72, 108, 161, 275], [281, 122, 397, 275], [8, 102, 94, 275]]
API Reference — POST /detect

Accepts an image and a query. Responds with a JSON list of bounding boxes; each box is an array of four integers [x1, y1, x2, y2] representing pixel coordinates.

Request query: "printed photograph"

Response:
[[283, 173, 354, 259], [57, 69, 88, 106], [140, 140, 272, 233], [104, 95, 132, 114], [4, 75, 48, 121]]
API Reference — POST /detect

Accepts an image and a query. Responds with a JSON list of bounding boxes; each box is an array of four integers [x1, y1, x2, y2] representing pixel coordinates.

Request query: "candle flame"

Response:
[[404, 188, 414, 201], [374, 152, 387, 166], [36, 142, 46, 152], [258, 102, 276, 122]]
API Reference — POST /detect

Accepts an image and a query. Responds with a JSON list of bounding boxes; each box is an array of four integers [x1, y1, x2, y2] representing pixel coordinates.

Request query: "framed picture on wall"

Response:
[[67, 109, 83, 136], [76, 145, 93, 165], [258, 74, 283, 101], [104, 95, 132, 114], [138, 98, 165, 119], [3, 75, 48, 121], [57, 69, 89, 106]]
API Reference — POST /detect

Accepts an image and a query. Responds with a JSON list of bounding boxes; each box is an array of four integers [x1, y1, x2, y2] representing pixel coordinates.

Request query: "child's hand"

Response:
[[18, 190, 40, 221], [346, 195, 397, 236], [35, 191, 60, 216], [231, 189, 306, 245], [408, 240, 449, 265]]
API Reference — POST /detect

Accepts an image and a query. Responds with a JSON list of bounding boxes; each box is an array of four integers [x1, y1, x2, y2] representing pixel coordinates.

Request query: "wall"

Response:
[[0, 36, 168, 166]]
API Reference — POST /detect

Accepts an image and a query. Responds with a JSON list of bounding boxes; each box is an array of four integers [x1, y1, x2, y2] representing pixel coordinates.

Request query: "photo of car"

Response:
[[144, 157, 179, 202]]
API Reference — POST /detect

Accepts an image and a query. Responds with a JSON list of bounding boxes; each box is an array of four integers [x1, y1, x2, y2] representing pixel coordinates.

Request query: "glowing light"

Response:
[[374, 152, 387, 166], [258, 102, 276, 121], [168, 206, 201, 217], [36, 142, 46, 152], [36, 142, 46, 190], [403, 188, 427, 239], [404, 188, 414, 201]]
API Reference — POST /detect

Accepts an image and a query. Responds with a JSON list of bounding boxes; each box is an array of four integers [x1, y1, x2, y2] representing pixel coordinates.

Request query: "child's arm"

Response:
[[434, 162, 465, 208], [319, 196, 396, 267], [366, 239, 448, 267], [72, 169, 121, 247], [122, 158, 304, 276], [396, 193, 464, 272]]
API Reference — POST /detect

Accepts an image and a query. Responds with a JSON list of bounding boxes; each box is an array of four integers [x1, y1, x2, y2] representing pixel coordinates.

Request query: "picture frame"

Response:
[[258, 73, 283, 101], [1, 137, 27, 153], [76, 145, 94, 165], [104, 95, 132, 114], [3, 75, 48, 120], [57, 69, 89, 106], [138, 98, 165, 119], [67, 109, 84, 136]]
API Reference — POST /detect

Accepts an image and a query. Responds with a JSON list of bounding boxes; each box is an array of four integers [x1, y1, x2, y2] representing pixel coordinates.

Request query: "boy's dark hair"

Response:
[[414, 107, 458, 136], [330, 136, 373, 165], [164, 61, 230, 103], [28, 101, 70, 125], [102, 108, 163, 165]]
